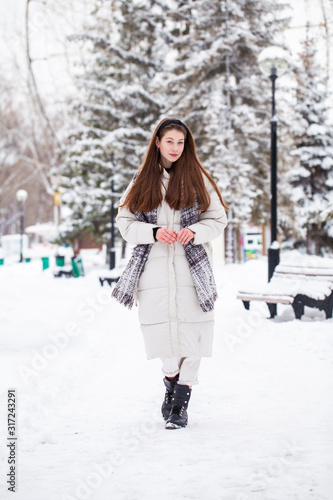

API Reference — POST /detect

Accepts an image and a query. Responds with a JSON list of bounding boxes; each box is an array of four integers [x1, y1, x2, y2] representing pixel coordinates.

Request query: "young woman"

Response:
[[112, 118, 228, 429]]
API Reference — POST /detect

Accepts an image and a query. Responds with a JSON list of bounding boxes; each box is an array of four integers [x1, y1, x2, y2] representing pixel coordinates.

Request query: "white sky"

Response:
[[284, 0, 332, 73], [0, 0, 332, 115]]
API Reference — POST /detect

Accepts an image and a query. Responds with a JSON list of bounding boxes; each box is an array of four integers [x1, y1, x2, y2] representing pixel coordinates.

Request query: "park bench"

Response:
[[237, 260, 333, 319], [53, 265, 73, 278], [98, 270, 120, 287]]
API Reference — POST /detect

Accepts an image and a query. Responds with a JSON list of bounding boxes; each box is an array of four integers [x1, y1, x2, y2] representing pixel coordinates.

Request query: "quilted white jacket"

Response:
[[116, 170, 227, 359]]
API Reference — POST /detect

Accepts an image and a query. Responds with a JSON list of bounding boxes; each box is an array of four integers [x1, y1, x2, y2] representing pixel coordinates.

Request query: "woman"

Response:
[[112, 118, 228, 429]]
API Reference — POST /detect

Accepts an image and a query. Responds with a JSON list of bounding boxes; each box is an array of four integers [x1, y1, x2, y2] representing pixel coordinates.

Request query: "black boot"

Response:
[[165, 383, 191, 429], [161, 376, 179, 421]]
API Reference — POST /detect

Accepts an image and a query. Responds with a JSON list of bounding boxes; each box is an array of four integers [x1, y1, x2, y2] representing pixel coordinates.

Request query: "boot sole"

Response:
[[165, 421, 187, 429]]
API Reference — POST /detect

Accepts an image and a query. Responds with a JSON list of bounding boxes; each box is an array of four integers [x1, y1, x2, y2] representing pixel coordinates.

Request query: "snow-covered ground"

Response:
[[0, 252, 332, 500]]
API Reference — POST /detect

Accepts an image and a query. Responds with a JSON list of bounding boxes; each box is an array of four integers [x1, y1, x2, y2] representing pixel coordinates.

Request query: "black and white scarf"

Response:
[[112, 188, 218, 312]]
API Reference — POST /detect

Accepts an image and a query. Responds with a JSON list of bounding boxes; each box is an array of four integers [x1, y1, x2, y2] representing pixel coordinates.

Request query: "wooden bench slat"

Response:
[[276, 269, 333, 277], [237, 294, 293, 304], [273, 272, 333, 280]]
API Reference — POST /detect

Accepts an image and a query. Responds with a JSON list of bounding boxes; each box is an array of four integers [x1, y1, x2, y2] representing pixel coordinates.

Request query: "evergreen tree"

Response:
[[58, 0, 165, 245], [289, 29, 333, 255], [57, 0, 292, 256], [160, 0, 290, 228]]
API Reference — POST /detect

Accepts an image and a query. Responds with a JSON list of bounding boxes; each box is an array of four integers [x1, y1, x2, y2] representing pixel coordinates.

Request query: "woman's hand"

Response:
[[177, 228, 194, 246], [156, 228, 177, 245]]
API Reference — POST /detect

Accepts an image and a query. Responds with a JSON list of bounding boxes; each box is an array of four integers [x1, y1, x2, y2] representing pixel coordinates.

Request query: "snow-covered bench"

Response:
[[98, 269, 120, 287], [53, 265, 73, 278], [237, 261, 333, 319]]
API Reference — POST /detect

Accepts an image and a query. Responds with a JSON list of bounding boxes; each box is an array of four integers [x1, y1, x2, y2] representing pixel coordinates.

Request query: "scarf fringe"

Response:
[[111, 286, 135, 309], [200, 292, 218, 312]]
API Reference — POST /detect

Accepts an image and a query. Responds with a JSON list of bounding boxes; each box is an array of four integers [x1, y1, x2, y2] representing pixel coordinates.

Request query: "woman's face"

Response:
[[155, 129, 185, 168]]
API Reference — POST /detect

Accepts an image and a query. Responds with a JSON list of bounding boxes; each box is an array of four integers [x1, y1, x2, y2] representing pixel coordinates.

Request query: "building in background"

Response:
[[242, 225, 263, 261]]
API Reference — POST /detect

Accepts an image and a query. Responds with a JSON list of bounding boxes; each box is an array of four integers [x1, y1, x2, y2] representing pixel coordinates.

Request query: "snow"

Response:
[[269, 240, 280, 250], [322, 156, 333, 170], [238, 253, 333, 300], [307, 124, 328, 137], [1, 253, 333, 500], [239, 278, 332, 301], [277, 251, 333, 269]]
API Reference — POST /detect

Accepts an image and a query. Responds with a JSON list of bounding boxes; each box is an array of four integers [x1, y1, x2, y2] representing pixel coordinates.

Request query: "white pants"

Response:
[[161, 357, 201, 386]]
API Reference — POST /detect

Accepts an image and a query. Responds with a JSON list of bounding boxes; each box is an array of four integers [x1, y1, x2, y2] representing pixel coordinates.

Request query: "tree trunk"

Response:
[[121, 240, 126, 259]]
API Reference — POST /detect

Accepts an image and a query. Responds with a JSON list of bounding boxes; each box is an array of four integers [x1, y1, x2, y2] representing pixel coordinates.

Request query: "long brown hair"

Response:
[[120, 117, 228, 213]]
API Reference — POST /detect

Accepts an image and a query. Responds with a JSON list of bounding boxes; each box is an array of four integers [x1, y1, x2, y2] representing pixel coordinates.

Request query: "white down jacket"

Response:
[[116, 170, 228, 359]]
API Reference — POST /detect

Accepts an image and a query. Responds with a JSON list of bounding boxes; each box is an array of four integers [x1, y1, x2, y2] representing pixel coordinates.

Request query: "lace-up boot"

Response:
[[161, 376, 178, 421], [165, 383, 192, 429]]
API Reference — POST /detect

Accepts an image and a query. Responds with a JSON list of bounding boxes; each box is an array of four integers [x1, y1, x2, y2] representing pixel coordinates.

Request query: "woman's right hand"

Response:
[[156, 228, 177, 245]]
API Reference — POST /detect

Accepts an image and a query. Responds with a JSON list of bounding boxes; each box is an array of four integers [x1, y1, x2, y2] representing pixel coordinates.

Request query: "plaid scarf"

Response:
[[180, 202, 218, 312], [111, 208, 157, 309], [112, 188, 218, 312]]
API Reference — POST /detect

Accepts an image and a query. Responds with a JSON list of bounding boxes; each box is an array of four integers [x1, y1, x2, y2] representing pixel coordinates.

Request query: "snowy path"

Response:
[[0, 256, 333, 500]]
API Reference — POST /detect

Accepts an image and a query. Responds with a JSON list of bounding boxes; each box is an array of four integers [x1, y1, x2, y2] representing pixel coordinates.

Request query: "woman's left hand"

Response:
[[177, 228, 194, 246]]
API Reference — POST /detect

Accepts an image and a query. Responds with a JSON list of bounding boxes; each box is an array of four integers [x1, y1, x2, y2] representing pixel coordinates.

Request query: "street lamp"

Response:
[[51, 175, 62, 238], [16, 189, 28, 263], [258, 46, 289, 281], [109, 179, 116, 270]]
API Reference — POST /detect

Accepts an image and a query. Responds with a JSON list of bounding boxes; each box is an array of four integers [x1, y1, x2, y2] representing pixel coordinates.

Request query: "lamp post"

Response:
[[51, 175, 62, 238], [16, 189, 28, 263], [109, 179, 116, 270], [258, 46, 289, 281]]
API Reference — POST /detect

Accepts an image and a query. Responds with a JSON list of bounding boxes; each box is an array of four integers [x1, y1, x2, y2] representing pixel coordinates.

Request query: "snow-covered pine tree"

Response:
[[160, 0, 290, 237], [58, 0, 165, 245], [289, 29, 333, 255]]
